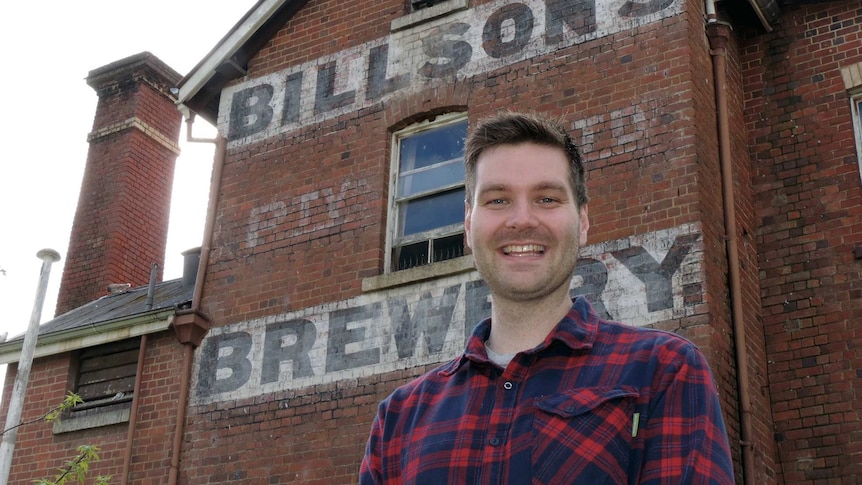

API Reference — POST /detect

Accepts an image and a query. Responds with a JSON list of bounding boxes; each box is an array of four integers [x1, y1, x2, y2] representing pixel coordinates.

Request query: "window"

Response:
[[410, 0, 448, 11], [392, 0, 468, 33], [69, 338, 139, 420], [388, 114, 467, 272], [851, 93, 862, 184]]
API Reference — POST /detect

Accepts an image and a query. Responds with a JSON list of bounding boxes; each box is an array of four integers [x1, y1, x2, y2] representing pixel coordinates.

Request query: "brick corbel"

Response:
[[172, 309, 211, 347]]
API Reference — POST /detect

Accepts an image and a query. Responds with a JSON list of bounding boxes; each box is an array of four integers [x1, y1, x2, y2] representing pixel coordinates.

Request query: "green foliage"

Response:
[[1, 391, 84, 436], [32, 445, 111, 485], [1, 391, 110, 484], [44, 392, 84, 424]]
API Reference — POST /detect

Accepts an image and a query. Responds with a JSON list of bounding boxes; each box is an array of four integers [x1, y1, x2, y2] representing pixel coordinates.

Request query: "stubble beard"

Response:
[[473, 228, 581, 304]]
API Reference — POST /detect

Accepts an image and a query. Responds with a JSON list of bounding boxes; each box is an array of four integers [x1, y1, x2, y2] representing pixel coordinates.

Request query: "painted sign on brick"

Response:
[[219, 0, 682, 146], [191, 222, 703, 405]]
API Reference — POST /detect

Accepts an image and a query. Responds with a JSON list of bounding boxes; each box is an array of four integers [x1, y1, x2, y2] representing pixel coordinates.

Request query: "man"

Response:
[[360, 112, 734, 484]]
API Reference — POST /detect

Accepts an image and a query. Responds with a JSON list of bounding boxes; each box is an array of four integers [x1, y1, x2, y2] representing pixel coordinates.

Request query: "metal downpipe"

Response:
[[168, 117, 226, 485], [120, 334, 147, 485], [120, 263, 158, 484], [706, 15, 755, 485]]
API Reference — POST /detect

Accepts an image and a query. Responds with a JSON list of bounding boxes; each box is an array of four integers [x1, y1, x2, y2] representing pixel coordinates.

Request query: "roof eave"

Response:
[[176, 0, 310, 124], [746, 0, 778, 32], [0, 308, 176, 365]]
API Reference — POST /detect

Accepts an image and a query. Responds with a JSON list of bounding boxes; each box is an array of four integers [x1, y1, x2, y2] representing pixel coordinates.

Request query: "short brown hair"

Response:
[[464, 112, 588, 207]]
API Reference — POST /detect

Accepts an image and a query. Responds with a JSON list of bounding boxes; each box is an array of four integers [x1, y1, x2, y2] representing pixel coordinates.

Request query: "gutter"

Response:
[[0, 309, 176, 365]]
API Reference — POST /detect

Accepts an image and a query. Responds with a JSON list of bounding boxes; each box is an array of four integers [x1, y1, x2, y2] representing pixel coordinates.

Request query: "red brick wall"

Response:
[[182, 364, 435, 483], [124, 334, 187, 482], [742, 3, 862, 483], [249, 1, 404, 76], [0, 332, 185, 483], [202, 112, 390, 324], [723, 21, 784, 485], [56, 54, 182, 316], [2, 353, 127, 483]]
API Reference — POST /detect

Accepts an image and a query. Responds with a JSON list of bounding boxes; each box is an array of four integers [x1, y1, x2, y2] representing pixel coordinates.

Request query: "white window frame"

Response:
[[850, 92, 862, 185], [385, 113, 467, 273]]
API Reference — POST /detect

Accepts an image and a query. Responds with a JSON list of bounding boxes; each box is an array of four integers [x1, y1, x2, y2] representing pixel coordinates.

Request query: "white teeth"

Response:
[[502, 244, 545, 254]]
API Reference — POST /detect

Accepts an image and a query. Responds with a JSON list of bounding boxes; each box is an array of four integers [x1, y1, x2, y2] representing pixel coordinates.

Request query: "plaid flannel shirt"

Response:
[[360, 296, 734, 484]]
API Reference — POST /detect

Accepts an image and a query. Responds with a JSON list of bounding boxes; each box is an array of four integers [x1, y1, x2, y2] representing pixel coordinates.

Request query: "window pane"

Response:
[[394, 233, 465, 271], [398, 158, 464, 197], [400, 188, 465, 236], [399, 119, 467, 172], [395, 241, 429, 270], [432, 233, 464, 262]]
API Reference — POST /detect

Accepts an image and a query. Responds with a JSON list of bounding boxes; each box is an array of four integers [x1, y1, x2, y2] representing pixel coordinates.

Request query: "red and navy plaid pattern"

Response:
[[360, 297, 734, 484]]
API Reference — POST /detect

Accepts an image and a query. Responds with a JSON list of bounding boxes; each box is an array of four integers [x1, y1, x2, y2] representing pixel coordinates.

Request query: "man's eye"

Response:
[[539, 197, 558, 204]]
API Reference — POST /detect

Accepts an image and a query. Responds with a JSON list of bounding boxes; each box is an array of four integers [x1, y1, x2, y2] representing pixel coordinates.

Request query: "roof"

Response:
[[176, 0, 310, 124], [0, 279, 193, 365]]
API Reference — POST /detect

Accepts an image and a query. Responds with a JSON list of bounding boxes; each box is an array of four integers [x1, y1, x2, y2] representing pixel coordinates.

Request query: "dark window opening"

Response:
[[69, 338, 139, 419], [395, 233, 465, 271], [411, 0, 447, 12]]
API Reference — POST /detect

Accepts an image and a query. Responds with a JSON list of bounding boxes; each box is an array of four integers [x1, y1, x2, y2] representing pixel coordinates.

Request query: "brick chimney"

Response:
[[56, 52, 183, 315]]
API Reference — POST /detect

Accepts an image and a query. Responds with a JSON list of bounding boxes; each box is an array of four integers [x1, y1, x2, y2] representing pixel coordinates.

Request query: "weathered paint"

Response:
[[191, 222, 703, 404], [218, 0, 682, 145]]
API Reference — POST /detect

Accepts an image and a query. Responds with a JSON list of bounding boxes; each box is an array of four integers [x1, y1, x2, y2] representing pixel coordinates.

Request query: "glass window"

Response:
[[389, 114, 467, 271]]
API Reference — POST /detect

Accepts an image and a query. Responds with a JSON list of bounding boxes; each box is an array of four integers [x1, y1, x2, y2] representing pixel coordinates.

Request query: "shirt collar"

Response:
[[446, 296, 600, 374]]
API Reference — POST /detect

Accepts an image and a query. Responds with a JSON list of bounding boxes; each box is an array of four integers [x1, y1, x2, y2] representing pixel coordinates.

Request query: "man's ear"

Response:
[[464, 200, 472, 249], [579, 204, 589, 246]]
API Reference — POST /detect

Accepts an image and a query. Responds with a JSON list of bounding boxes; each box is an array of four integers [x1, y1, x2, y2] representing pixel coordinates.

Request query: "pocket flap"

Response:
[[535, 386, 640, 418]]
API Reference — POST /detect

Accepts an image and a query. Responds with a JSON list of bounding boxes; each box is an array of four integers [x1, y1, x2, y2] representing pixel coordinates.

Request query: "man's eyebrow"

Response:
[[477, 182, 571, 195], [476, 183, 511, 195], [534, 181, 570, 192]]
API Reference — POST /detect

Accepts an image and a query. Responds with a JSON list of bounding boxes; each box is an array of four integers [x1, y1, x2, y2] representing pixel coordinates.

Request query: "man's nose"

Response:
[[505, 200, 539, 229]]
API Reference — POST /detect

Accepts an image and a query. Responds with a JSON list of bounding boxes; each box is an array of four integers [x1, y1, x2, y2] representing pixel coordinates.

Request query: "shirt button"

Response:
[[503, 381, 513, 390], [489, 437, 500, 446]]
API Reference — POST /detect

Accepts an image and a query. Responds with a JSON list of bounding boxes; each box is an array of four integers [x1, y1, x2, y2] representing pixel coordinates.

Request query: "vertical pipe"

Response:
[[119, 334, 147, 485], [167, 117, 225, 485], [191, 133, 224, 311], [120, 262, 156, 484], [168, 345, 193, 484], [145, 263, 159, 311], [0, 249, 61, 483], [706, 17, 755, 484]]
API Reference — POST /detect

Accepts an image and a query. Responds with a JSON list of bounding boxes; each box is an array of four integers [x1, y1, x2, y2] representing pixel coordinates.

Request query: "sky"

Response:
[[0, 1, 258, 404]]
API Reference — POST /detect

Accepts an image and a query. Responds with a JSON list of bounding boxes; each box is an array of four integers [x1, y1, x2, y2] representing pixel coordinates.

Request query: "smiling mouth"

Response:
[[502, 244, 546, 255]]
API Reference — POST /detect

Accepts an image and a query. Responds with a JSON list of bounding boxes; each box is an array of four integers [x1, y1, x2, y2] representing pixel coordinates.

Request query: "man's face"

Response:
[[465, 143, 589, 303]]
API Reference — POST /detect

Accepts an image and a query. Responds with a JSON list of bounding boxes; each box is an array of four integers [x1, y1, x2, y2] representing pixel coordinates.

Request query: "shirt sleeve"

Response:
[[639, 344, 735, 484], [358, 401, 386, 484]]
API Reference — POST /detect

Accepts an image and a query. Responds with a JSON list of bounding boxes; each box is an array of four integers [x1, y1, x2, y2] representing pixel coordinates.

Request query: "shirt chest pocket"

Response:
[[528, 387, 641, 484]]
